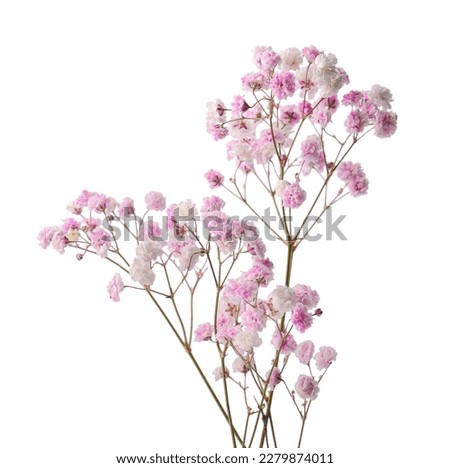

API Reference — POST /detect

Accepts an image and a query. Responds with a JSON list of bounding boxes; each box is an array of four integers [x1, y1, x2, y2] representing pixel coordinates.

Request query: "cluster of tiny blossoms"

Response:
[[39, 45, 396, 448]]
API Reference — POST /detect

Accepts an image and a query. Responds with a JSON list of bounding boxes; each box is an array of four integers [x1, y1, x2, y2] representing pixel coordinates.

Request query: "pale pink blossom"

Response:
[[232, 356, 251, 374], [90, 228, 111, 258], [271, 330, 297, 355], [246, 257, 274, 287], [374, 110, 397, 138], [302, 45, 320, 63], [129, 257, 155, 286], [205, 169, 225, 189], [270, 286, 296, 318], [107, 273, 124, 302], [233, 329, 262, 352], [241, 72, 268, 91], [253, 46, 281, 73], [136, 240, 164, 262], [300, 135, 325, 175], [194, 322, 213, 342], [241, 303, 267, 332], [207, 123, 229, 140], [178, 244, 200, 271], [267, 367, 282, 390], [345, 109, 368, 134], [145, 191, 166, 211], [206, 99, 227, 123], [245, 238, 266, 258], [295, 341, 315, 364], [314, 346, 337, 370], [293, 284, 320, 310], [118, 197, 135, 218], [279, 104, 301, 127], [38, 226, 59, 249], [275, 180, 290, 197], [295, 374, 320, 400], [201, 195, 225, 213], [50, 229, 67, 254], [280, 47, 303, 70], [368, 84, 393, 110], [282, 183, 307, 208], [291, 304, 314, 333], [270, 71, 297, 100], [212, 366, 229, 381]]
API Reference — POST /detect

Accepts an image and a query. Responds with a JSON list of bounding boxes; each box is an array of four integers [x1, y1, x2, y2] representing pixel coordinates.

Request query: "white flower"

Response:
[[176, 199, 197, 219], [212, 366, 229, 381], [136, 240, 164, 262], [280, 47, 303, 71], [275, 180, 290, 197], [233, 330, 262, 352], [179, 244, 200, 271], [206, 99, 227, 123], [130, 257, 155, 286], [271, 285, 296, 319], [312, 53, 343, 98], [368, 84, 393, 110], [228, 141, 254, 162]]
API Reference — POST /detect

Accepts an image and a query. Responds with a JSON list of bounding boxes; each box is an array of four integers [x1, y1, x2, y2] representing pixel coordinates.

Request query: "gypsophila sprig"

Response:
[[39, 44, 397, 448]]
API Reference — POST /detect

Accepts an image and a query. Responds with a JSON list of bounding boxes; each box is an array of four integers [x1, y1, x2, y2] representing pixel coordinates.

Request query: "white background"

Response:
[[1, 1, 449, 467]]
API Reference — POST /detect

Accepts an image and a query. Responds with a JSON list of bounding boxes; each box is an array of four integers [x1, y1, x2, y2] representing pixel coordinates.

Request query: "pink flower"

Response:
[[253, 46, 281, 73], [267, 367, 282, 390], [145, 191, 166, 211], [295, 341, 315, 365], [302, 45, 320, 63], [90, 228, 111, 258], [50, 229, 67, 254], [227, 278, 257, 302], [291, 304, 314, 333], [245, 238, 266, 258], [271, 330, 297, 355], [207, 123, 229, 140], [38, 226, 59, 249], [345, 109, 368, 134], [232, 356, 252, 374], [270, 71, 297, 100], [374, 110, 397, 138], [241, 303, 267, 332], [206, 99, 227, 123], [337, 161, 369, 197], [87, 193, 117, 214], [205, 169, 225, 189], [212, 366, 229, 381], [280, 104, 301, 127], [118, 197, 135, 218], [295, 375, 320, 400], [201, 196, 225, 213], [314, 346, 337, 371], [231, 95, 250, 115], [246, 257, 274, 287], [241, 72, 268, 91], [107, 273, 124, 302], [282, 183, 307, 208], [342, 90, 364, 106], [293, 284, 320, 310], [300, 135, 325, 175], [194, 322, 213, 342]]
